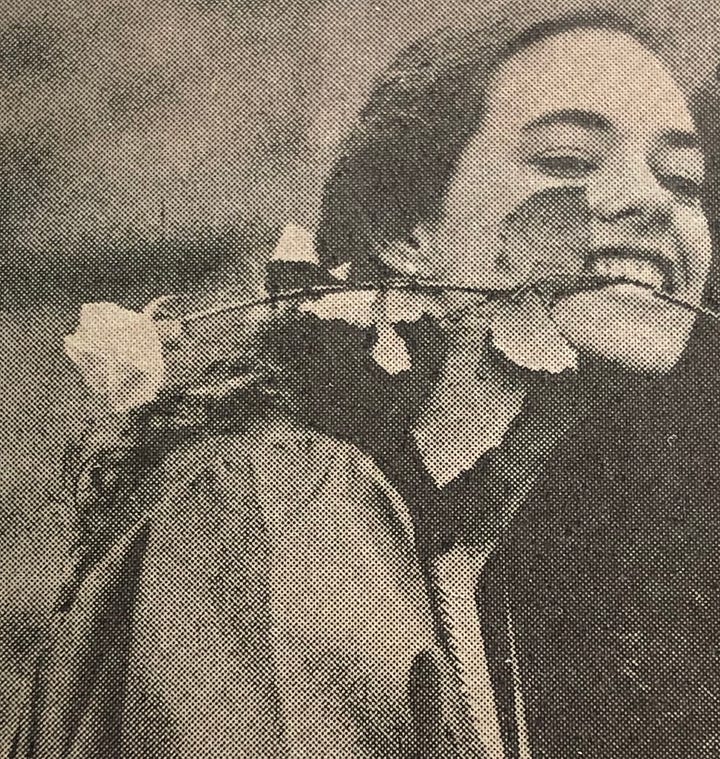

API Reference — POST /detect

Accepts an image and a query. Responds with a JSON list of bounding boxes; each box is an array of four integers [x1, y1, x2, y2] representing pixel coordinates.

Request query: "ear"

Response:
[[376, 225, 435, 277]]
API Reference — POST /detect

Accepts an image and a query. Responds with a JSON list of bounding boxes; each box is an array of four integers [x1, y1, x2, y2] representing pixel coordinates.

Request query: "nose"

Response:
[[585, 155, 673, 231]]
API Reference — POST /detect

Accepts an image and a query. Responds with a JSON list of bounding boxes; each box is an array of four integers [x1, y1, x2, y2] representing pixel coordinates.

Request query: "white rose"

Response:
[[64, 302, 181, 413]]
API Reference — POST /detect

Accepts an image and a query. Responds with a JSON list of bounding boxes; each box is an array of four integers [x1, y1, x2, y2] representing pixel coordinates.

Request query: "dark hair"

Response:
[[315, 9, 688, 279]]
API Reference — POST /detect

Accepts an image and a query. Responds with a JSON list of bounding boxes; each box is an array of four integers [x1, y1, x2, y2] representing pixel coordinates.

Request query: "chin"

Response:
[[550, 283, 697, 374]]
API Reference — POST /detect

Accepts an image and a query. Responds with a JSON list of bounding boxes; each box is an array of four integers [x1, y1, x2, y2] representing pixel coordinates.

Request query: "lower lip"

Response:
[[528, 273, 669, 302]]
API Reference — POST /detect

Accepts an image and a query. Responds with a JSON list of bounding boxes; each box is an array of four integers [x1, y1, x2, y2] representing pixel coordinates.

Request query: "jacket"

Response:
[[10, 414, 494, 759]]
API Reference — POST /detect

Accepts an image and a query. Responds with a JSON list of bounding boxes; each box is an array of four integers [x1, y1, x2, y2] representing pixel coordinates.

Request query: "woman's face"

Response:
[[425, 28, 713, 370]]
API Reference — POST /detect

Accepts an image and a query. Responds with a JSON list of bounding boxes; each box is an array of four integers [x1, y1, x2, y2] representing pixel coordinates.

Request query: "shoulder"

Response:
[[151, 409, 417, 548], [157, 410, 361, 487]]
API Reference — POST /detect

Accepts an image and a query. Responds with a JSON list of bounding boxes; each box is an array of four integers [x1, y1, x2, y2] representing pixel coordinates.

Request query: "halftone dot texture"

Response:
[[5, 1, 720, 757]]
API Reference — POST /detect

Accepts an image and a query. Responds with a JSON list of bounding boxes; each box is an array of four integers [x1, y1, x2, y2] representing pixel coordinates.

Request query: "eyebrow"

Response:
[[523, 109, 613, 132]]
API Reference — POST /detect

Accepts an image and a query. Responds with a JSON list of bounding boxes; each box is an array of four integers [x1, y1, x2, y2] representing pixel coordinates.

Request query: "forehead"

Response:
[[484, 28, 695, 135]]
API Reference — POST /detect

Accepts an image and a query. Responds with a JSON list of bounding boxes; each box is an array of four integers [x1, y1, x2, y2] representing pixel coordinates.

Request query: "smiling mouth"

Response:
[[583, 248, 677, 294]]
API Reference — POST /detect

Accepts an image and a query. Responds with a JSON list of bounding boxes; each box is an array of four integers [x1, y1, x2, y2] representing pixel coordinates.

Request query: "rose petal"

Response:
[[271, 222, 320, 265], [142, 294, 176, 318], [65, 301, 168, 411], [298, 291, 378, 327], [76, 302, 133, 345], [490, 293, 577, 373], [106, 363, 164, 414], [63, 333, 111, 394], [372, 323, 412, 374], [72, 303, 162, 366]]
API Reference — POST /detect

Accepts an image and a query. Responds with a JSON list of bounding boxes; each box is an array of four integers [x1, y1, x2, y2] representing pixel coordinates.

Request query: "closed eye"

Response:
[[657, 173, 703, 203], [527, 150, 599, 180]]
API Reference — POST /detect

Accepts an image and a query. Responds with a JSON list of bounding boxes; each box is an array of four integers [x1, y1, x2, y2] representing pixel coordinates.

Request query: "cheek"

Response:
[[430, 157, 574, 284], [673, 206, 713, 291], [441, 158, 551, 234], [498, 186, 592, 280]]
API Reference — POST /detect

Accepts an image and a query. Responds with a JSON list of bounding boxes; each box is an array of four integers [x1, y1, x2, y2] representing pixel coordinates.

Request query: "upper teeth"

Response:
[[588, 256, 666, 291]]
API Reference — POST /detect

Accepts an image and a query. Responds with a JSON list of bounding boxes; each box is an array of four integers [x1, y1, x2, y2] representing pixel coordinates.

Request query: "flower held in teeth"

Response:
[[64, 302, 181, 413]]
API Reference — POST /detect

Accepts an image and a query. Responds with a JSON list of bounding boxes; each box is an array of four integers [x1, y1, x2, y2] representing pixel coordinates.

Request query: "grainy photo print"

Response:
[[3, 1, 720, 757]]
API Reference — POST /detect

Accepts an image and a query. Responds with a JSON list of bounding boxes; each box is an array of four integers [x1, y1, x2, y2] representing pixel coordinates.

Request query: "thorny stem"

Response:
[[177, 277, 720, 326]]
